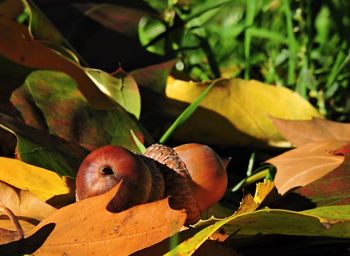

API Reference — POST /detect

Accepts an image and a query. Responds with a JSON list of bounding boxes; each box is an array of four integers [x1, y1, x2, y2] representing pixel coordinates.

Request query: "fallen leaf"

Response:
[[86, 67, 141, 119], [29, 184, 186, 256], [74, 3, 148, 37], [165, 78, 321, 146], [24, 70, 145, 152], [233, 180, 276, 216], [0, 203, 23, 244], [178, 205, 350, 252], [170, 181, 275, 255], [271, 117, 350, 147], [295, 152, 350, 206], [223, 206, 350, 238], [254, 180, 276, 205], [130, 60, 176, 93], [0, 113, 87, 177], [10, 86, 47, 131], [0, 157, 71, 201], [0, 180, 56, 235], [165, 204, 350, 256], [0, 181, 56, 221], [267, 141, 346, 195], [0, 16, 112, 108]]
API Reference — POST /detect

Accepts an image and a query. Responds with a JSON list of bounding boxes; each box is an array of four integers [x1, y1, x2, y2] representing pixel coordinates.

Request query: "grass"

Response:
[[139, 0, 350, 121]]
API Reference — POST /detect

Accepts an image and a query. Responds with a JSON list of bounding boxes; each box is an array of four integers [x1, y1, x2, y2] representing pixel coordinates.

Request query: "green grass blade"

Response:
[[249, 27, 288, 44], [282, 0, 298, 86], [159, 81, 215, 144], [244, 0, 256, 80], [326, 49, 350, 89]]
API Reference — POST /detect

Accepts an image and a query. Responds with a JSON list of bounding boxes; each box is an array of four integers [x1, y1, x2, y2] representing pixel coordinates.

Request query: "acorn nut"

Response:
[[75, 143, 227, 225]]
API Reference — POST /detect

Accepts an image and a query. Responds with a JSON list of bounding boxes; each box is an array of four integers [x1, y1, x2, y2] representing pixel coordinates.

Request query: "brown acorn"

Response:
[[76, 143, 227, 225], [75, 145, 164, 211]]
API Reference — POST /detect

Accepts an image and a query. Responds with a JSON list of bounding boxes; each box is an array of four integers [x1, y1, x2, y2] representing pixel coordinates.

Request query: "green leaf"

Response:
[[138, 16, 167, 55], [25, 70, 145, 152], [0, 113, 86, 177], [168, 205, 350, 255], [85, 68, 141, 119]]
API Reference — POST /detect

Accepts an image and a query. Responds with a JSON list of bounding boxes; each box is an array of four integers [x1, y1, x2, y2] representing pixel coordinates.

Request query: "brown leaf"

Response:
[[295, 147, 350, 206], [29, 183, 186, 256], [0, 204, 23, 244], [271, 117, 350, 147], [0, 0, 23, 20], [235, 180, 276, 215], [0, 181, 56, 221], [268, 141, 346, 195], [0, 180, 57, 236]]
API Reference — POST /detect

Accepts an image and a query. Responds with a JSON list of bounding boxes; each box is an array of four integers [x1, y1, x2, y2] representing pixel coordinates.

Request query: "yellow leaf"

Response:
[[0, 157, 71, 201], [165, 78, 322, 146]]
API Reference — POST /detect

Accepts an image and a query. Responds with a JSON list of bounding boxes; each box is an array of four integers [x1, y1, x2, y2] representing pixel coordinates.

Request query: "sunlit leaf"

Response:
[[0, 157, 71, 202], [295, 151, 350, 206], [27, 184, 186, 255], [86, 67, 141, 119], [267, 141, 346, 195], [165, 77, 322, 146]]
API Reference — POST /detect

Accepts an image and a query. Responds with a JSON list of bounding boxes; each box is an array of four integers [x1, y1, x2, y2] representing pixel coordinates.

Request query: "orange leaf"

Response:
[[295, 144, 350, 206], [29, 183, 186, 255], [267, 141, 346, 195], [271, 117, 350, 147]]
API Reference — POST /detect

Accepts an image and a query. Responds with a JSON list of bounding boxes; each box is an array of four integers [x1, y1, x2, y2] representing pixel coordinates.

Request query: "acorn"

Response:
[[75, 145, 164, 211], [75, 143, 227, 225]]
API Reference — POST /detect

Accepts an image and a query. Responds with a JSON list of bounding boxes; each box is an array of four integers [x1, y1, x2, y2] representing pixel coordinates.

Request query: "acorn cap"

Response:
[[144, 144, 201, 225], [138, 155, 165, 202]]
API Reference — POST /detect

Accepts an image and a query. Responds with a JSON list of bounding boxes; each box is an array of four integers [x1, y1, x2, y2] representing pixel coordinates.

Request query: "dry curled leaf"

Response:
[[0, 204, 23, 244], [0, 181, 56, 224]]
